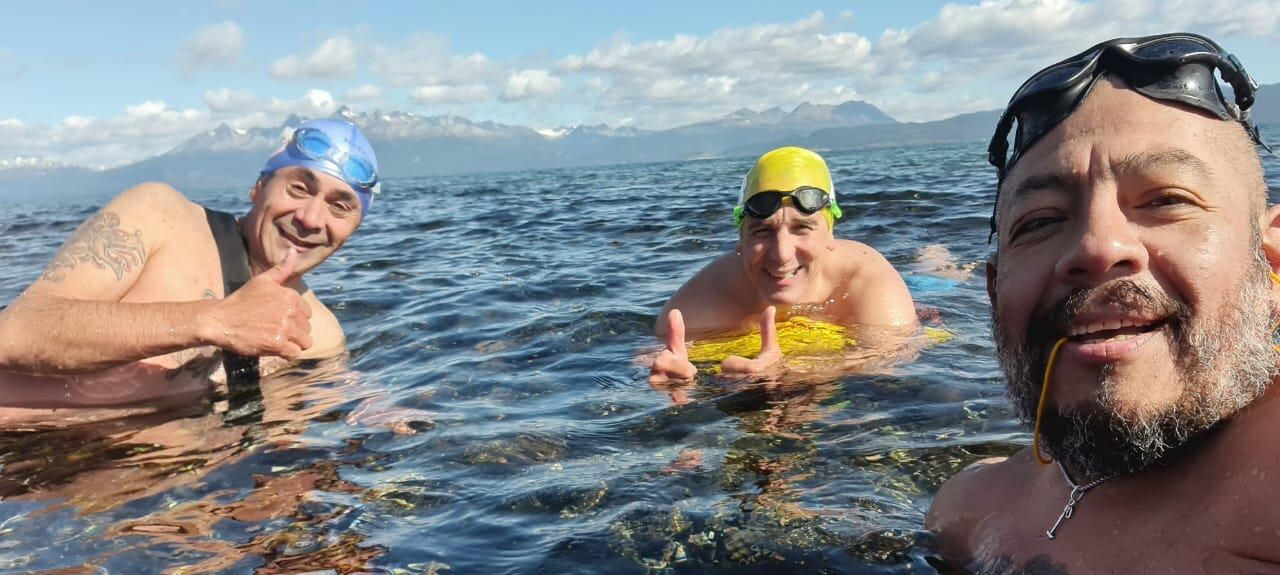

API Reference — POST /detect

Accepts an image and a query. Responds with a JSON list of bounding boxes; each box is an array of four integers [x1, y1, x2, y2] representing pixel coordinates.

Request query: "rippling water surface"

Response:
[[1, 135, 1278, 574]]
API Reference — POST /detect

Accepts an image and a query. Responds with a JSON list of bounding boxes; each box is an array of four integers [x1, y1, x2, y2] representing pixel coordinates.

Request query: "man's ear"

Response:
[[986, 255, 998, 308], [250, 177, 262, 203], [1260, 205, 1280, 314], [1261, 205, 1280, 273]]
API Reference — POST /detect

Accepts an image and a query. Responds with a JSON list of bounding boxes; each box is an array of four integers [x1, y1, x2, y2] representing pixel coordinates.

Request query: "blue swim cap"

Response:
[[261, 119, 380, 213]]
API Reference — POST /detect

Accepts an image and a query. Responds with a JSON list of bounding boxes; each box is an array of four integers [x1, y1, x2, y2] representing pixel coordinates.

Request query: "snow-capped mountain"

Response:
[[0, 95, 1085, 198]]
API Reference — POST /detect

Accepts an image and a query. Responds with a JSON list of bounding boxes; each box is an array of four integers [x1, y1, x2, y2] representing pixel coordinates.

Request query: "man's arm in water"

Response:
[[0, 183, 312, 375]]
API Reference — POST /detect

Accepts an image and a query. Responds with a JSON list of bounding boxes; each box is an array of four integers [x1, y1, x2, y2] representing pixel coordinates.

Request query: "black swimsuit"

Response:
[[203, 208, 263, 419]]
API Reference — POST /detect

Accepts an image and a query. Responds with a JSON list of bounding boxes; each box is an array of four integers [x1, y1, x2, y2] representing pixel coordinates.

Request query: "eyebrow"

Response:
[[295, 168, 320, 189], [999, 147, 1215, 225], [297, 168, 359, 203], [1112, 147, 1213, 183]]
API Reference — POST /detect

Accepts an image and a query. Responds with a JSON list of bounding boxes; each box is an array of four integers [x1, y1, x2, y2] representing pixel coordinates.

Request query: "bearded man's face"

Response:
[[988, 78, 1278, 478]]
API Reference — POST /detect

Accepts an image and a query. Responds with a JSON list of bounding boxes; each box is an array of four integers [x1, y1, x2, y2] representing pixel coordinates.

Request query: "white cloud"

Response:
[[500, 69, 562, 101], [1160, 0, 1280, 36], [553, 11, 883, 127], [179, 21, 244, 72], [0, 87, 359, 168], [905, 0, 1279, 68], [296, 89, 337, 116], [410, 84, 489, 104], [371, 34, 497, 87], [346, 83, 381, 102], [204, 88, 258, 114], [270, 36, 357, 80], [0, 102, 208, 168], [557, 12, 873, 78]]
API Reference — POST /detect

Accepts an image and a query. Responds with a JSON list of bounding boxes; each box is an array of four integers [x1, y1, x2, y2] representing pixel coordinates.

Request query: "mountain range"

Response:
[[5, 83, 1278, 200]]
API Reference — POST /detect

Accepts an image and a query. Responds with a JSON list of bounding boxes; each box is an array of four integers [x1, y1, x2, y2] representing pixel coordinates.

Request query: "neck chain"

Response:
[[1045, 461, 1115, 540]]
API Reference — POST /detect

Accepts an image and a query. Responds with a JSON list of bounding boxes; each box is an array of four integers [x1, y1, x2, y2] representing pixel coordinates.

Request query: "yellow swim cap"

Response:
[[736, 146, 841, 228]]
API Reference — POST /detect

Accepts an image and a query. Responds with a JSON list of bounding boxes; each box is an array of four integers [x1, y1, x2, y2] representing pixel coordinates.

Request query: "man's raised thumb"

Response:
[[667, 308, 688, 357], [263, 247, 298, 284], [759, 306, 779, 354]]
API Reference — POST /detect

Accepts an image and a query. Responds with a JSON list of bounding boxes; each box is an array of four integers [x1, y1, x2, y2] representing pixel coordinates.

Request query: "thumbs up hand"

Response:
[[202, 247, 313, 359], [720, 306, 783, 377], [649, 308, 698, 384]]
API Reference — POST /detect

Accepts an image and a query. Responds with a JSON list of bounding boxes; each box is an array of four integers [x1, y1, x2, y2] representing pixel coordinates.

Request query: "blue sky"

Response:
[[3, 0, 1278, 167]]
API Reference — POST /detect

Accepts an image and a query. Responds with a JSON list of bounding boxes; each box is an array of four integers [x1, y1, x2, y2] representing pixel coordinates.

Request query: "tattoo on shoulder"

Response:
[[40, 211, 145, 283], [203, 289, 217, 300]]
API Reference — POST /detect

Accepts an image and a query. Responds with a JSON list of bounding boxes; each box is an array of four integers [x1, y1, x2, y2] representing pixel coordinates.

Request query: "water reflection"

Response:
[[0, 357, 429, 573]]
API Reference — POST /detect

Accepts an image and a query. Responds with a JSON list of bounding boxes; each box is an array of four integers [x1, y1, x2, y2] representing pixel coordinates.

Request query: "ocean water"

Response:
[[0, 134, 1277, 574]]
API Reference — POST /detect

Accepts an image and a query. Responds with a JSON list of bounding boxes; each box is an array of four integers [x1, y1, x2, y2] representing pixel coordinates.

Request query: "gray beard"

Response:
[[993, 248, 1277, 479]]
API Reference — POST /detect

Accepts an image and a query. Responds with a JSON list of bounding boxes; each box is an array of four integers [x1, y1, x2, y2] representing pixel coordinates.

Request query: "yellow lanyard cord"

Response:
[[1033, 337, 1069, 465]]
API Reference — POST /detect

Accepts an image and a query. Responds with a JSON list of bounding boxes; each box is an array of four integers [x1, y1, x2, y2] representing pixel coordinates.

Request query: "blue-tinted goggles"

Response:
[[293, 127, 379, 190]]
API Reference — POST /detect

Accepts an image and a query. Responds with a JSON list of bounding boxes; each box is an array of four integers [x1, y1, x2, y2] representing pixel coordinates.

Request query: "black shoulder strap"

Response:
[[203, 208, 262, 416]]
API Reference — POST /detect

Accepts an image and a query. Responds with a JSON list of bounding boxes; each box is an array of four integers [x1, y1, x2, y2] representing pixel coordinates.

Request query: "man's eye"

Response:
[[1144, 194, 1188, 208], [1010, 216, 1062, 240], [288, 184, 308, 197]]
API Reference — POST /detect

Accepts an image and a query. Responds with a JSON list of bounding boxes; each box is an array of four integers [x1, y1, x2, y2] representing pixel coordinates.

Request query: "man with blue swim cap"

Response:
[[927, 33, 1280, 571], [0, 118, 379, 423], [261, 118, 381, 213], [649, 146, 917, 383]]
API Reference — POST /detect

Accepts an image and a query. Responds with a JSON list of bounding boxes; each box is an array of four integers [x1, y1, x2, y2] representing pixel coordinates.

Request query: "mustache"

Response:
[[1023, 279, 1190, 348]]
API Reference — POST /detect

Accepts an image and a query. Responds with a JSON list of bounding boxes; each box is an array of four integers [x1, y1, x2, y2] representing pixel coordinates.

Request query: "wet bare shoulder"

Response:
[[20, 182, 200, 300], [926, 451, 1022, 560], [830, 240, 916, 326], [657, 251, 748, 337]]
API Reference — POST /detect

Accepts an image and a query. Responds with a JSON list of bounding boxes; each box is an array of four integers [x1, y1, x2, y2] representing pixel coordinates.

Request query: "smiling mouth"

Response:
[[765, 267, 802, 280], [279, 229, 323, 250], [1065, 317, 1168, 344]]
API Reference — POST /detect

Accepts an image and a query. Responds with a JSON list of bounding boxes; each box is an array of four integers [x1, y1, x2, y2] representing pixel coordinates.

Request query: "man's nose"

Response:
[[769, 232, 797, 264], [295, 195, 327, 232], [1054, 194, 1147, 285]]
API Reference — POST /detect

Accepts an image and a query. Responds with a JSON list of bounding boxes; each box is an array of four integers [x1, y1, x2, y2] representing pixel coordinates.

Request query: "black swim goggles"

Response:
[[989, 32, 1267, 179], [987, 32, 1271, 239], [734, 186, 836, 225]]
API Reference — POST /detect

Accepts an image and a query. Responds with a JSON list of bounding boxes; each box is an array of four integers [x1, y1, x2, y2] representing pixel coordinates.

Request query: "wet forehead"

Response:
[[998, 80, 1242, 218]]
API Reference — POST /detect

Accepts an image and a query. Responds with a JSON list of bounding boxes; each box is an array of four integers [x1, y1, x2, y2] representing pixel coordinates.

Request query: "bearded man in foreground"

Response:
[[926, 33, 1280, 573]]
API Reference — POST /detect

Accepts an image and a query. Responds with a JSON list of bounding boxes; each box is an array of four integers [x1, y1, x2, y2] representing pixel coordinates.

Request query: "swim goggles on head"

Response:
[[734, 186, 837, 223], [291, 126, 379, 190], [987, 32, 1271, 238], [989, 32, 1267, 179]]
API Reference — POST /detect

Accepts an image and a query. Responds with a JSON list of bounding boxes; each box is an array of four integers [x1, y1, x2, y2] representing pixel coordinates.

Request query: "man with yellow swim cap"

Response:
[[650, 146, 917, 382], [926, 33, 1280, 571]]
